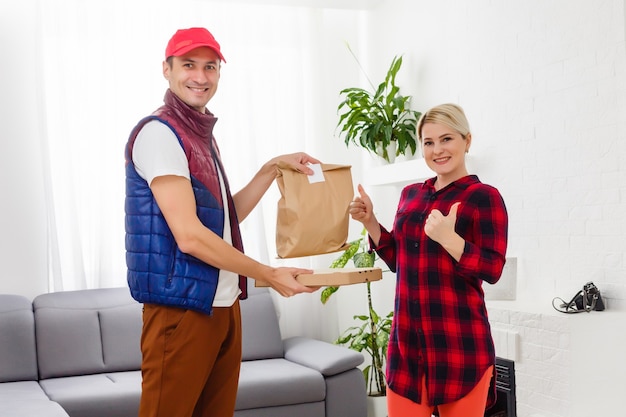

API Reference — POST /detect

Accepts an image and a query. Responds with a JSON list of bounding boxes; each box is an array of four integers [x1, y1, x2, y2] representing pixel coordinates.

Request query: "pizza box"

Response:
[[255, 267, 382, 288]]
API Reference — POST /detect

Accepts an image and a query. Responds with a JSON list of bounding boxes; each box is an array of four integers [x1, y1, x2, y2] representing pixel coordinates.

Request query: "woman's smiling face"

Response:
[[421, 122, 471, 187]]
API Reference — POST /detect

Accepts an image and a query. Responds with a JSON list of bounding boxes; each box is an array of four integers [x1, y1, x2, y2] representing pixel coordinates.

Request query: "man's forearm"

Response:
[[232, 161, 276, 221], [179, 223, 273, 279]]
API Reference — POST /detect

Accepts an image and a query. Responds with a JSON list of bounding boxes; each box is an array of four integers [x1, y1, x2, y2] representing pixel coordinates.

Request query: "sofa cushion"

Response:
[[100, 304, 142, 369], [235, 402, 325, 417], [0, 381, 70, 417], [0, 295, 38, 382], [235, 358, 325, 410], [33, 288, 142, 379], [39, 371, 141, 417], [0, 400, 69, 417], [240, 290, 283, 361], [283, 336, 364, 376], [0, 380, 51, 401]]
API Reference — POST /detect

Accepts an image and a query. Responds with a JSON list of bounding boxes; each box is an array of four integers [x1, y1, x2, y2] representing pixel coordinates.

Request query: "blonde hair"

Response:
[[416, 103, 471, 142]]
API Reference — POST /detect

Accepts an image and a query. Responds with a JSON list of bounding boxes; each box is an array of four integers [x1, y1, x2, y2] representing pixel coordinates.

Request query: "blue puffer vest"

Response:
[[125, 89, 247, 315]]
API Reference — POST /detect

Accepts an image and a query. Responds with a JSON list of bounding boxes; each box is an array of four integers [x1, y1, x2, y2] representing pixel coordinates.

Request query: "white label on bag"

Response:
[[307, 163, 325, 183]]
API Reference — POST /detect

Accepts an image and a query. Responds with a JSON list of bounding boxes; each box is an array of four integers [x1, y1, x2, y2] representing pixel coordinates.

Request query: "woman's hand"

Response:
[[424, 202, 460, 243], [349, 184, 374, 223], [424, 202, 465, 261], [349, 184, 381, 244]]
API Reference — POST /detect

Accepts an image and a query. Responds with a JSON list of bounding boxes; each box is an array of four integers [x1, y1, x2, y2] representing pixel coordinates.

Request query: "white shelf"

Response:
[[363, 158, 432, 186]]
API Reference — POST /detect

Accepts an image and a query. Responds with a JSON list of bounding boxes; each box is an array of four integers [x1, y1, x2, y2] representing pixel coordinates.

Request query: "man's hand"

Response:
[[271, 152, 321, 176], [233, 152, 321, 221], [263, 267, 317, 297]]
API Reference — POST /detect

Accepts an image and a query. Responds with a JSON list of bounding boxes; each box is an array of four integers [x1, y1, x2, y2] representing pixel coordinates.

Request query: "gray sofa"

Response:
[[0, 282, 366, 417]]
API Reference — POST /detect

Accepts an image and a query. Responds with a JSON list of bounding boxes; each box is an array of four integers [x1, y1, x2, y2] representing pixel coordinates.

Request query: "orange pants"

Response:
[[138, 301, 242, 417], [387, 366, 494, 417]]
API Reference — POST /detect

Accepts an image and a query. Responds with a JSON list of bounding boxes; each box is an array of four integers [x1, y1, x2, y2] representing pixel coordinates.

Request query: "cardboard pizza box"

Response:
[[255, 267, 383, 288]]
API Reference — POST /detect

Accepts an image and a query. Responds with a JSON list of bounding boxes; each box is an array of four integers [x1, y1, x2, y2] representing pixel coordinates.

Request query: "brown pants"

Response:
[[139, 301, 242, 417]]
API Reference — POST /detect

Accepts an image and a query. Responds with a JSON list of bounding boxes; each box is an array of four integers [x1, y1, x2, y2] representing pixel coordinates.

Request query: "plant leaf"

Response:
[[320, 286, 339, 304], [353, 251, 375, 268], [329, 240, 361, 269]]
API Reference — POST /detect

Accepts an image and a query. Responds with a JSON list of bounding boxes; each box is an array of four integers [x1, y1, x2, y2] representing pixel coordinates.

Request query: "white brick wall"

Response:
[[488, 302, 626, 417], [490, 304, 572, 417]]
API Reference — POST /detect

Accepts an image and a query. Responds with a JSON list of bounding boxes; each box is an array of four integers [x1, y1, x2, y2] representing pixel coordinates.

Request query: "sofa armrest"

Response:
[[283, 336, 364, 377]]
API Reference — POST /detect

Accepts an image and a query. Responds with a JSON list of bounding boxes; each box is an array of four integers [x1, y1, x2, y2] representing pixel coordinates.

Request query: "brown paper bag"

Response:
[[276, 162, 353, 258]]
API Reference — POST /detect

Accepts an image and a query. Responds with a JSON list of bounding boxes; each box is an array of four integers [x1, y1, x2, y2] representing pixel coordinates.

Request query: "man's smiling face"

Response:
[[163, 46, 221, 113]]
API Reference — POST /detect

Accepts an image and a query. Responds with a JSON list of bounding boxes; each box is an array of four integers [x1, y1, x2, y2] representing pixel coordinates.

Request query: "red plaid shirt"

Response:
[[374, 175, 508, 407]]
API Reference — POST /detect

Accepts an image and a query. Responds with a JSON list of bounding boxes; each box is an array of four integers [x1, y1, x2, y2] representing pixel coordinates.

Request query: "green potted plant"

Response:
[[321, 230, 393, 397], [336, 46, 422, 163]]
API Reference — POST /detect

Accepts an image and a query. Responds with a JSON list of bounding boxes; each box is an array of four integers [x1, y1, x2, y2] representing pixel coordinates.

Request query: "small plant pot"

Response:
[[367, 394, 388, 417], [375, 141, 396, 164], [395, 145, 420, 162]]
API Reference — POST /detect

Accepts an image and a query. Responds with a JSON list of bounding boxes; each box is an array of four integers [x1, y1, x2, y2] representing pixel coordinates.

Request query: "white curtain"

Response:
[[38, 0, 352, 341]]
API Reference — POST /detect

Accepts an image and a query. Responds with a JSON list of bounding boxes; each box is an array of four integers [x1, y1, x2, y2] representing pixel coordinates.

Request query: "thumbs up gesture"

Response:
[[424, 202, 461, 246], [349, 184, 382, 245], [349, 184, 374, 224]]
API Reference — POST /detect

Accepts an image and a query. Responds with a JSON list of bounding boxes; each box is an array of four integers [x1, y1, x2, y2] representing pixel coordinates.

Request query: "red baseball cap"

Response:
[[165, 27, 226, 62]]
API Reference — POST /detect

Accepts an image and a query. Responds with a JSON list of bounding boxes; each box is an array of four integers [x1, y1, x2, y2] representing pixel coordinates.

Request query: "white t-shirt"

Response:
[[133, 120, 241, 307]]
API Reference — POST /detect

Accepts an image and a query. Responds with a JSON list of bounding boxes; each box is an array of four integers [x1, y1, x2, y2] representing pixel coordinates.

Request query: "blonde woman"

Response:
[[350, 103, 508, 417]]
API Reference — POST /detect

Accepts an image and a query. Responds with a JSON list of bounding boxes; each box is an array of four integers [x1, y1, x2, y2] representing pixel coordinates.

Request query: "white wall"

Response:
[[0, 0, 50, 299], [356, 0, 626, 308], [345, 1, 626, 416]]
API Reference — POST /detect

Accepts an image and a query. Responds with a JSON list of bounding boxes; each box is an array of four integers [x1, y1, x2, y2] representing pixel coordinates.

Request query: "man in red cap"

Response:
[[124, 27, 319, 417]]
